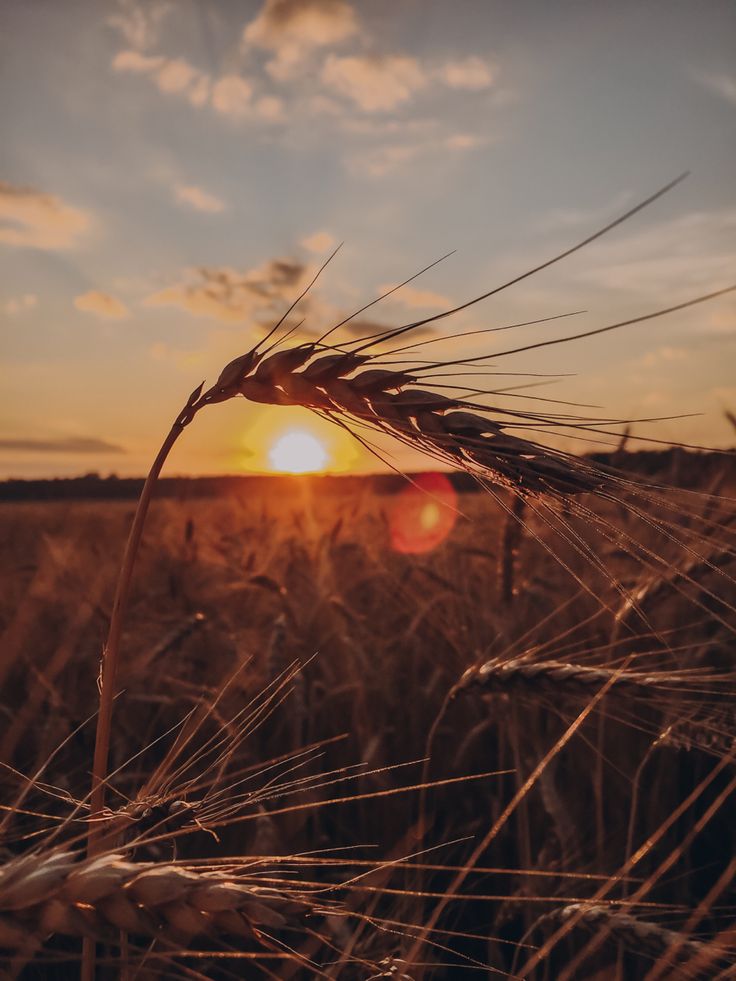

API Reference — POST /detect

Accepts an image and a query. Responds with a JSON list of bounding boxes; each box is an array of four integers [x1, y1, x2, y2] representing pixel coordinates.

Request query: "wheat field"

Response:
[[4, 0, 736, 975], [2, 447, 735, 977]]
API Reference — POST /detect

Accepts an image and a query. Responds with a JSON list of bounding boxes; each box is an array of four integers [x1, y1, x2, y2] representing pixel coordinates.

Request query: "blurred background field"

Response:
[[2, 454, 735, 977]]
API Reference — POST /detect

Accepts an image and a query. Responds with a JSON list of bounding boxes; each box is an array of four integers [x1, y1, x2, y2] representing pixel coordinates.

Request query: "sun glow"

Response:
[[234, 405, 359, 474], [268, 429, 329, 474]]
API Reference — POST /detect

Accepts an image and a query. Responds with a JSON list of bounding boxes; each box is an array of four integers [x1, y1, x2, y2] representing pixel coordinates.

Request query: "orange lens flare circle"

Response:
[[390, 473, 458, 554]]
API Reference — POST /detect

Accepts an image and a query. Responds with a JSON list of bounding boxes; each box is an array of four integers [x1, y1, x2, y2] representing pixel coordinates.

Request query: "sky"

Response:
[[1, 0, 735, 478]]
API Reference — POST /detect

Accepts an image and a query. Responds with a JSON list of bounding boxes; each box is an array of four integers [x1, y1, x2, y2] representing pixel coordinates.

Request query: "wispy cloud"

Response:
[[692, 69, 736, 106], [74, 290, 130, 320], [4, 294, 37, 315], [538, 191, 633, 230], [111, 50, 164, 74], [0, 437, 124, 454], [149, 340, 205, 369], [0, 182, 91, 250], [438, 56, 496, 91], [143, 258, 315, 324], [110, 0, 500, 164], [107, 0, 172, 51], [210, 75, 253, 117], [302, 230, 336, 253], [112, 50, 212, 109], [141, 251, 396, 340], [156, 58, 207, 99], [254, 95, 286, 120], [379, 283, 451, 310], [174, 183, 225, 213], [112, 51, 283, 122], [243, 0, 358, 80], [542, 208, 736, 301], [346, 130, 484, 177], [321, 54, 426, 112], [635, 345, 689, 368]]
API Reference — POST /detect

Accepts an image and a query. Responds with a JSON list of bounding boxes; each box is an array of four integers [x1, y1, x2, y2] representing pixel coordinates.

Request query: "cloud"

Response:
[[113, 51, 272, 122], [174, 183, 225, 213], [539, 191, 633, 230], [254, 95, 285, 120], [5, 294, 37, 315], [444, 133, 487, 150], [187, 76, 211, 108], [244, 0, 358, 80], [112, 49, 211, 109], [211, 75, 254, 117], [156, 58, 202, 95], [144, 258, 315, 324], [321, 54, 426, 112], [346, 132, 483, 177], [351, 143, 423, 177], [111, 50, 164, 73], [107, 0, 172, 51], [0, 182, 91, 250], [556, 208, 736, 300], [693, 70, 736, 106], [636, 346, 689, 368], [0, 437, 124, 454], [143, 254, 432, 348], [301, 230, 336, 253], [74, 290, 130, 320], [378, 284, 450, 310], [149, 340, 205, 369], [438, 56, 496, 91]]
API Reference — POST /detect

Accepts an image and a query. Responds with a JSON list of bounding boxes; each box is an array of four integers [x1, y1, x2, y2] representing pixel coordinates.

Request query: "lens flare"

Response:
[[268, 430, 328, 474], [390, 473, 458, 554]]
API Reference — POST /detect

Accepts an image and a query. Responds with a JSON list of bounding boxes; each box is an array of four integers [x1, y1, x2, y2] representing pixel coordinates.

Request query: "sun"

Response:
[[268, 429, 329, 474]]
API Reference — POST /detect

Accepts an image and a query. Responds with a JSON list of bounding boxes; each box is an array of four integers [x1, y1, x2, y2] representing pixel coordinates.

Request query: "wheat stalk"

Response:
[[0, 849, 322, 950]]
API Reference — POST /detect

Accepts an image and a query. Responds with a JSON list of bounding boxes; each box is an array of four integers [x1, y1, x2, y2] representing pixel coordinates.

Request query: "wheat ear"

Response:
[[0, 849, 319, 950], [454, 657, 700, 700], [545, 903, 714, 967]]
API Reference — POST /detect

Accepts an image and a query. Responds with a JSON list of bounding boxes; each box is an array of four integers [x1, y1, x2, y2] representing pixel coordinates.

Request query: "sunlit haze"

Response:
[[2, 1, 735, 478], [269, 430, 328, 474]]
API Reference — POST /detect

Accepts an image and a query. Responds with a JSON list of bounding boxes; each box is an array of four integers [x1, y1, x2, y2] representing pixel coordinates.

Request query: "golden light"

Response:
[[231, 405, 360, 474], [268, 429, 329, 474]]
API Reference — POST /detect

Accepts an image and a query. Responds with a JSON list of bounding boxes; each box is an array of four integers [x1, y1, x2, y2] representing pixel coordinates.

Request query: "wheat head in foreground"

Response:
[[0, 848, 323, 951]]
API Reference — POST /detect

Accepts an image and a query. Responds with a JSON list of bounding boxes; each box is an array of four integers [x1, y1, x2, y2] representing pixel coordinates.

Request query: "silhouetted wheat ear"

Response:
[[454, 657, 702, 700], [198, 342, 601, 496], [545, 903, 713, 965], [0, 850, 322, 949]]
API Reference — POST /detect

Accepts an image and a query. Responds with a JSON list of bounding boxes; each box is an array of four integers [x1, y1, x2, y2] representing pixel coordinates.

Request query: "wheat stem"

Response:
[[83, 387, 203, 980]]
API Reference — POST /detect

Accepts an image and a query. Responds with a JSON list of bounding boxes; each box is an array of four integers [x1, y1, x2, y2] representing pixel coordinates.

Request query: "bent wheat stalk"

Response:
[[87, 386, 204, 851]]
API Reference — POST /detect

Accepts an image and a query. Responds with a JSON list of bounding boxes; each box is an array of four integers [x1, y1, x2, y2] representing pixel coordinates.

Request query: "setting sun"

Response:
[[268, 430, 329, 474]]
